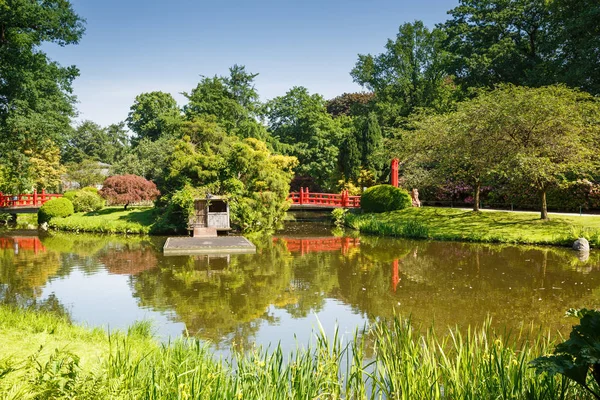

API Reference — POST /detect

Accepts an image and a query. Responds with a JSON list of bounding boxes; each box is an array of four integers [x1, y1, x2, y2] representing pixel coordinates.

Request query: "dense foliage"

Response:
[[99, 175, 160, 209], [70, 190, 105, 213], [38, 198, 75, 224], [0, 0, 84, 193], [361, 185, 412, 213], [2, 0, 600, 230]]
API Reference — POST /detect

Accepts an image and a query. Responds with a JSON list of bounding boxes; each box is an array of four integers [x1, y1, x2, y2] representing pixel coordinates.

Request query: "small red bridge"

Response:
[[288, 188, 360, 209], [0, 190, 62, 213]]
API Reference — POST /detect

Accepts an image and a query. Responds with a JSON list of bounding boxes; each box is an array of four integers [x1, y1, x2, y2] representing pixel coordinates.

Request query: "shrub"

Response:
[[99, 174, 160, 210], [38, 198, 74, 223], [71, 190, 105, 213], [63, 190, 78, 201], [81, 186, 99, 194], [360, 185, 412, 213]]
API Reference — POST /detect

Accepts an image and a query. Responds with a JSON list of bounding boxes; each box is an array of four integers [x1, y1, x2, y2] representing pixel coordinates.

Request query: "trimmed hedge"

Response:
[[38, 198, 74, 223], [361, 185, 412, 213]]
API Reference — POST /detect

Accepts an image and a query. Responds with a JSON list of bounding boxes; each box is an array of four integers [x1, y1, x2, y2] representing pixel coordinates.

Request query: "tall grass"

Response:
[[0, 306, 596, 399]]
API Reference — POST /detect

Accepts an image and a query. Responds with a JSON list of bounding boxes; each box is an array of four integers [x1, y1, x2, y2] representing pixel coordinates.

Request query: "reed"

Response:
[[0, 306, 596, 399]]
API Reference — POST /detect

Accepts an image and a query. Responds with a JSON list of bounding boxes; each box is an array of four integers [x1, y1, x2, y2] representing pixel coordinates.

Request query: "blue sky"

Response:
[[45, 0, 459, 127]]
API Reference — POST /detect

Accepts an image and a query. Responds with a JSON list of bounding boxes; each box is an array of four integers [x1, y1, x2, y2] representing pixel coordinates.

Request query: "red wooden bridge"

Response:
[[0, 190, 62, 213], [288, 188, 360, 209]]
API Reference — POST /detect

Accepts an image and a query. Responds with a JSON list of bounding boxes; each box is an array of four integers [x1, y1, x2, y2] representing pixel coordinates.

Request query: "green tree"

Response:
[[442, 0, 553, 90], [265, 86, 343, 190], [0, 0, 84, 191], [62, 120, 129, 164], [111, 137, 173, 183], [126, 91, 181, 142], [547, 0, 600, 95], [157, 116, 297, 233], [184, 65, 268, 140], [339, 131, 361, 182], [360, 112, 384, 176], [351, 21, 455, 125]]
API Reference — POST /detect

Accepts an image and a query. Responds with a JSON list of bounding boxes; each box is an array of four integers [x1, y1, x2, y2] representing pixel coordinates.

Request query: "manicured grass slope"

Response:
[[48, 206, 154, 234], [346, 207, 600, 246], [0, 306, 595, 399]]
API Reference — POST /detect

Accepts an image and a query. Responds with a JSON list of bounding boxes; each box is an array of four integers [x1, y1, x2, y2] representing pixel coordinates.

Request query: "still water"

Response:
[[1, 224, 599, 351]]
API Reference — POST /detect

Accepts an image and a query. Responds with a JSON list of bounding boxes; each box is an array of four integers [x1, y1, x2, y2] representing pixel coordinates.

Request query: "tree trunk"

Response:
[[473, 181, 481, 212], [124, 203, 129, 211], [540, 189, 548, 220]]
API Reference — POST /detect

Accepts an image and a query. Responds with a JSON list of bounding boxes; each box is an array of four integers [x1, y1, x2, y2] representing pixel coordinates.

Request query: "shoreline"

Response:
[[344, 207, 600, 248]]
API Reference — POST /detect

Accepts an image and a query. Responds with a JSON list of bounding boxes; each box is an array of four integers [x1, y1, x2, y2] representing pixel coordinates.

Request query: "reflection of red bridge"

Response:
[[0, 236, 46, 255], [0, 190, 62, 213], [288, 188, 360, 209], [274, 237, 361, 256]]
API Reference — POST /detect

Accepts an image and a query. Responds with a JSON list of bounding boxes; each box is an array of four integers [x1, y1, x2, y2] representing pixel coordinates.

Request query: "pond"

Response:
[[1, 224, 599, 352]]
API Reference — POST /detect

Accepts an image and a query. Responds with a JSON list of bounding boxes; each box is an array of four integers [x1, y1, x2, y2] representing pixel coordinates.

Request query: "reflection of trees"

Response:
[[98, 243, 158, 275], [0, 237, 60, 305], [335, 240, 600, 334], [131, 240, 296, 348]]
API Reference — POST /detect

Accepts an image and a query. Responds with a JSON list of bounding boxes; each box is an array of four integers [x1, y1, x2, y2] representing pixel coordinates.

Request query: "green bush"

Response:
[[361, 185, 412, 213], [38, 198, 74, 224], [81, 186, 99, 194], [71, 190, 105, 213], [63, 190, 78, 201]]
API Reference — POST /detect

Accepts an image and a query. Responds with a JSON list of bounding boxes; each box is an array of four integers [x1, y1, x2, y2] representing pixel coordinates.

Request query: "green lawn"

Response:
[[48, 206, 155, 234], [345, 207, 600, 247]]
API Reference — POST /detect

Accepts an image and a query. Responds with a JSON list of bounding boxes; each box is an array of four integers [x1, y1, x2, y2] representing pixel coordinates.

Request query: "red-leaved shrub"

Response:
[[99, 175, 160, 209]]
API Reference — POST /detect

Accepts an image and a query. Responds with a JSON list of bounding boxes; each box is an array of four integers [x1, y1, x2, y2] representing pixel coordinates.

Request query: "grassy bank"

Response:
[[345, 207, 600, 246], [48, 207, 154, 234], [0, 306, 595, 399]]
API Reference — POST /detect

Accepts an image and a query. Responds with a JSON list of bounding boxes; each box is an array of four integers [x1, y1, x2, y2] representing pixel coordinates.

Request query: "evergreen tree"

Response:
[[361, 113, 384, 177], [340, 131, 361, 181]]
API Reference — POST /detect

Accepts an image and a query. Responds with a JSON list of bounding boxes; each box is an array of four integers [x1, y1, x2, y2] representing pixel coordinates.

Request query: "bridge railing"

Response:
[[0, 190, 62, 208], [288, 187, 361, 208]]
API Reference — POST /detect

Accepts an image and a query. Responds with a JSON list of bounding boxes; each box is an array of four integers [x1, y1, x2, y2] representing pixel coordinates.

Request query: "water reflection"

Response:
[[0, 229, 599, 350]]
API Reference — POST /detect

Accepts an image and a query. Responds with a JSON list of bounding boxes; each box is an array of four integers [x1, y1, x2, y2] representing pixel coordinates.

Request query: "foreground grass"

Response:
[[346, 207, 600, 247], [48, 207, 154, 234], [0, 306, 595, 399]]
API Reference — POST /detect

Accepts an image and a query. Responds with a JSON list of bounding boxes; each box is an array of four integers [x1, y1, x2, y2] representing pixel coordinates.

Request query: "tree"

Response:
[[339, 131, 361, 182], [351, 21, 456, 125], [442, 0, 553, 90], [99, 175, 160, 210], [66, 159, 106, 189], [184, 65, 268, 140], [265, 87, 344, 190], [62, 120, 129, 164], [326, 92, 374, 118], [0, 0, 85, 189], [360, 112, 384, 176], [496, 86, 600, 219], [126, 91, 181, 142], [547, 0, 600, 95]]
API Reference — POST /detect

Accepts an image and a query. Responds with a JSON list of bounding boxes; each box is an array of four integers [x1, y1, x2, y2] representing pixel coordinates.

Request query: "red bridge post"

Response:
[[33, 189, 38, 206], [391, 158, 399, 187]]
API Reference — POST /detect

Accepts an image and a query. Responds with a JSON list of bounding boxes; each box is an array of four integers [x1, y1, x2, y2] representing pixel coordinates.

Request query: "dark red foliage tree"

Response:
[[99, 174, 160, 209]]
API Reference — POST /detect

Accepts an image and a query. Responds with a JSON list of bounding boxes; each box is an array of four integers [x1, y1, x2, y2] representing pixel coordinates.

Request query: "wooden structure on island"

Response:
[[188, 196, 231, 238]]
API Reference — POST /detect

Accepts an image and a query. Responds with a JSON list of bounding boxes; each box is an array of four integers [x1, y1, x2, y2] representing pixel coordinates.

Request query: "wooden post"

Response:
[[342, 190, 349, 207], [299, 187, 304, 204], [305, 187, 310, 204], [41, 189, 46, 204], [33, 189, 38, 206], [391, 158, 399, 187]]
